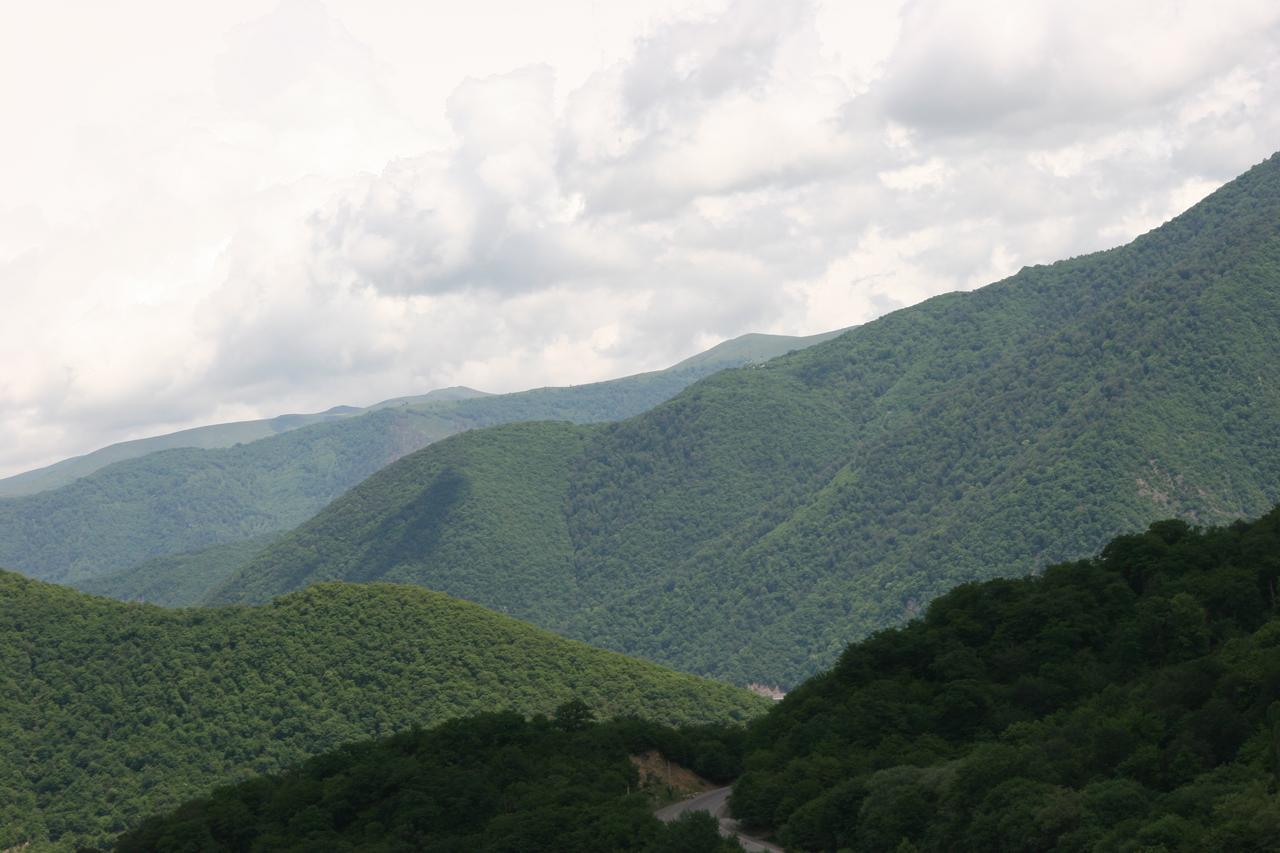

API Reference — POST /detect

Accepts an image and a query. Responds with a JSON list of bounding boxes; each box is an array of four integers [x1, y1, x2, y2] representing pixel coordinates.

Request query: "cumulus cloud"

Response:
[[3, 0, 1280, 477], [879, 0, 1280, 138]]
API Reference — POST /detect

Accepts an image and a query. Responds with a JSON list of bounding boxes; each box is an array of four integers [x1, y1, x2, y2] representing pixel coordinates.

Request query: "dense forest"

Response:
[[208, 422, 593, 624], [0, 329, 835, 589], [214, 153, 1280, 686], [76, 533, 284, 607], [732, 508, 1280, 851], [111, 509, 1280, 851], [113, 712, 747, 852], [0, 573, 766, 850]]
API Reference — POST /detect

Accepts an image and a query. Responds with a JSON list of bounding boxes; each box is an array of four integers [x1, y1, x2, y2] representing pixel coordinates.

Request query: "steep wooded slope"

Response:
[[216, 154, 1280, 686], [0, 573, 765, 850], [730, 508, 1280, 851]]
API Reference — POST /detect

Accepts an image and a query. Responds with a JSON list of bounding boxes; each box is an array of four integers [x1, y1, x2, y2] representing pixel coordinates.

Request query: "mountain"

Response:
[[111, 508, 1280, 852], [211, 421, 592, 623], [0, 387, 489, 499], [0, 571, 767, 851], [0, 329, 841, 587], [214, 153, 1280, 686], [729, 507, 1280, 851]]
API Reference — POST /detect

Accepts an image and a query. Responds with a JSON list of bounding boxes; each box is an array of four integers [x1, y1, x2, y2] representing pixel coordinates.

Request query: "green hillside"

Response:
[[113, 510, 1280, 852], [75, 534, 284, 608], [0, 572, 767, 851], [215, 153, 1280, 686], [0, 329, 839, 586], [730, 508, 1280, 851], [217, 422, 592, 626]]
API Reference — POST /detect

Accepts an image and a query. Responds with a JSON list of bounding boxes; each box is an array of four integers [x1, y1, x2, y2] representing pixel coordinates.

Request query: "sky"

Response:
[[2, 0, 1279, 478]]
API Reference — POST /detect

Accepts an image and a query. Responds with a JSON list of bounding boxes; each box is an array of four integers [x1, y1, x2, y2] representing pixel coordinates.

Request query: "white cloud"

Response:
[[880, 0, 1280, 137], [1, 0, 1280, 477]]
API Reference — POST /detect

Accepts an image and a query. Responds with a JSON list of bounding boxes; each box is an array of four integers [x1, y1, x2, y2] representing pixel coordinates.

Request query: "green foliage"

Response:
[[556, 699, 598, 732], [74, 533, 283, 607], [0, 573, 767, 851], [113, 714, 745, 853], [106, 509, 1280, 851], [208, 422, 590, 623], [217, 154, 1280, 686], [0, 331, 835, 587], [729, 508, 1280, 851]]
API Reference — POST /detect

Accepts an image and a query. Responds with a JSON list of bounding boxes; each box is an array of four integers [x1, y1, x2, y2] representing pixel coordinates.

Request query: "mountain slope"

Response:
[[729, 508, 1280, 851], [0, 387, 489, 499], [0, 571, 767, 850], [0, 329, 839, 586], [216, 421, 592, 625], [215, 153, 1280, 686]]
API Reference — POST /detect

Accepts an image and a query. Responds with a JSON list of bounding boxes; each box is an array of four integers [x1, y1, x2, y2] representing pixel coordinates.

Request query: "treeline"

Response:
[[113, 710, 746, 852], [731, 507, 1280, 851]]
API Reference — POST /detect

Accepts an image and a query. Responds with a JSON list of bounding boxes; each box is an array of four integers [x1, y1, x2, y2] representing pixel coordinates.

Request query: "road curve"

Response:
[[655, 786, 784, 852]]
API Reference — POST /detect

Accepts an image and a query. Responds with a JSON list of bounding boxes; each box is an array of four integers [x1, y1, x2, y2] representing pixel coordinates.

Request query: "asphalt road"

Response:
[[654, 786, 784, 852]]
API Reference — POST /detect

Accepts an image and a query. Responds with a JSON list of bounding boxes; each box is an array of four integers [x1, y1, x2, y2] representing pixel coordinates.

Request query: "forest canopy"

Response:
[[0, 575, 765, 850]]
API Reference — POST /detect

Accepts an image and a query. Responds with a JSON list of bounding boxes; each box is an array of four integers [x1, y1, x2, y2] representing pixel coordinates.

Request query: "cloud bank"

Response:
[[2, 0, 1279, 476]]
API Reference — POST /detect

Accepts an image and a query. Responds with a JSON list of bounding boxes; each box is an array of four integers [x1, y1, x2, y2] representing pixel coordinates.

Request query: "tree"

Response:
[[554, 699, 596, 732]]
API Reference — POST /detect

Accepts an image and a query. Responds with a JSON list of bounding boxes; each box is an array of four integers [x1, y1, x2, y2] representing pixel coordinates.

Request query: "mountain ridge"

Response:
[[0, 328, 843, 587], [213, 152, 1280, 686], [0, 386, 492, 500]]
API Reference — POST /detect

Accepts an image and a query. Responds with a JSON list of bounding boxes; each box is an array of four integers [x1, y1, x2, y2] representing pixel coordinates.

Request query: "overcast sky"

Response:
[[2, 0, 1279, 478]]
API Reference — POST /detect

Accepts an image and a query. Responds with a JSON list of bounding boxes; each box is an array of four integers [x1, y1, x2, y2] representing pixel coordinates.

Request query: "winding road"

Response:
[[654, 787, 784, 852]]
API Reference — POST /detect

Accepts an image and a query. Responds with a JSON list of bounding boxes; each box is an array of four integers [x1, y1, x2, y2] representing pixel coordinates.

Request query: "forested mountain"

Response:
[[0, 388, 487, 499], [214, 153, 1280, 686], [0, 572, 766, 851], [730, 508, 1280, 851], [113, 509, 1280, 851], [0, 329, 839, 587]]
